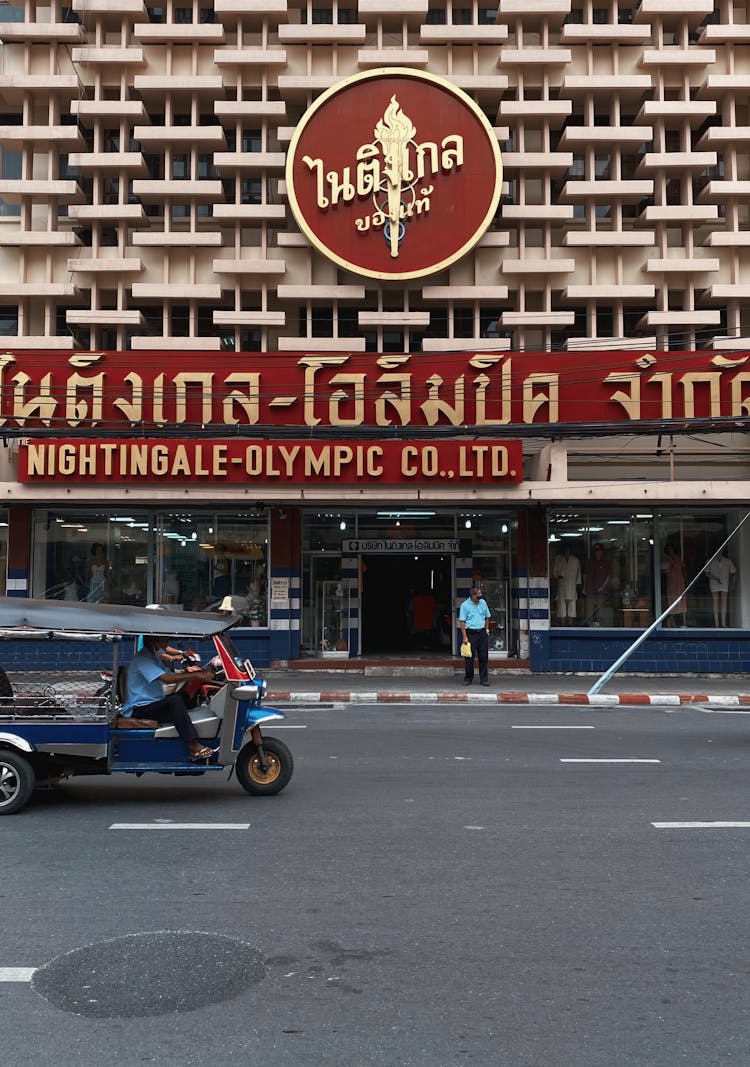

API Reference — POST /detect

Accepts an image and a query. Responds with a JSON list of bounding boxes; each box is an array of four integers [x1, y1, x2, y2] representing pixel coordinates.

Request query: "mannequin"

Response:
[[661, 543, 686, 627], [585, 542, 610, 626], [86, 542, 110, 603], [553, 545, 581, 623], [705, 547, 736, 627]]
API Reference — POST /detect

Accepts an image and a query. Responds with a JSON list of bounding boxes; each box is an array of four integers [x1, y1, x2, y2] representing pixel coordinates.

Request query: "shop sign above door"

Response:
[[285, 68, 503, 280], [342, 538, 463, 553], [19, 437, 523, 485]]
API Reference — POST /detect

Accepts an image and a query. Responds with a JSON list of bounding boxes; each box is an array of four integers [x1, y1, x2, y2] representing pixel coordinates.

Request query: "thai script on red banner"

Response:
[[1, 349, 747, 433], [19, 438, 523, 485]]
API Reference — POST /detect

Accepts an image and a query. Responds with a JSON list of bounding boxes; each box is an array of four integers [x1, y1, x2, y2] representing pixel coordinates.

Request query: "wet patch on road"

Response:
[[31, 930, 265, 1018]]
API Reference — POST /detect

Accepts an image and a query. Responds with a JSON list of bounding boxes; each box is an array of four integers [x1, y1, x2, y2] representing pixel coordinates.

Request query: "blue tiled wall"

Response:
[[537, 629, 750, 674], [0, 631, 275, 672]]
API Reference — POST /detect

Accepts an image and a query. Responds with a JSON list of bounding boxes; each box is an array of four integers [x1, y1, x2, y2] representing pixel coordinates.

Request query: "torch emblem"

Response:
[[373, 96, 417, 258]]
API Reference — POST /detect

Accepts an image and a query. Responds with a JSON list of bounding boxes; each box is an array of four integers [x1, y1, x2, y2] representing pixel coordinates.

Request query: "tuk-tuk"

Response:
[[0, 597, 293, 815]]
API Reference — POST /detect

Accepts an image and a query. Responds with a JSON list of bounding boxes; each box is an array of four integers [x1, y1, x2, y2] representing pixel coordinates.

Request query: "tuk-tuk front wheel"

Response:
[[236, 737, 293, 796], [0, 750, 35, 815]]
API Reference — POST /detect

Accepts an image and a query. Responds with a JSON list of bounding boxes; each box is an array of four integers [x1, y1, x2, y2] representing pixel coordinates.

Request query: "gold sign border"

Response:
[[285, 67, 503, 282]]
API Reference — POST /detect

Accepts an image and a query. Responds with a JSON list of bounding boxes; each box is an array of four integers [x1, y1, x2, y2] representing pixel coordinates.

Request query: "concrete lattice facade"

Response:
[[0, 0, 748, 353]]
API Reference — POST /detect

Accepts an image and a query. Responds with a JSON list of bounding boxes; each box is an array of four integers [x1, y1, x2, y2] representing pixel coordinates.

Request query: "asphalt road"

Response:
[[2, 703, 750, 1066]]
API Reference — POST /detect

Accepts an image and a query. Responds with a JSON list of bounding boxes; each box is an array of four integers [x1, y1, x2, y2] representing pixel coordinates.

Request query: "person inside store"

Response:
[[408, 588, 439, 650], [459, 586, 491, 686], [210, 559, 232, 602], [585, 542, 610, 626], [553, 545, 581, 623], [118, 634, 218, 760], [705, 546, 736, 627], [661, 542, 687, 627], [86, 541, 110, 603]]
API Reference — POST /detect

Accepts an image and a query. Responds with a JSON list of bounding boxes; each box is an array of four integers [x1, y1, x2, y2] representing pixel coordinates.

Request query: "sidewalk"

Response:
[[264, 666, 750, 708]]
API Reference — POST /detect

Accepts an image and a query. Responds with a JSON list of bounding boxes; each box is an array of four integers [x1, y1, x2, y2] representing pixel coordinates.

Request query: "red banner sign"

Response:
[[19, 438, 524, 485], [0, 349, 745, 434]]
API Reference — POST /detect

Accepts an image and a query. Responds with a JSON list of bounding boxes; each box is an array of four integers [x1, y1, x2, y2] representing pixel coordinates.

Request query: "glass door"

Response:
[[319, 580, 350, 656]]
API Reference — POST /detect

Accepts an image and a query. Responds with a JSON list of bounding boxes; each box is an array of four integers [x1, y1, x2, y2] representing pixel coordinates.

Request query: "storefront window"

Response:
[[549, 511, 655, 627], [549, 509, 749, 629], [31, 510, 269, 626], [202, 515, 268, 626], [656, 510, 746, 629], [31, 511, 152, 604]]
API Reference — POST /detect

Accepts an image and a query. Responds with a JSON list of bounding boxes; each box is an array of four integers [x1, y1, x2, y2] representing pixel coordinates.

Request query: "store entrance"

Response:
[[361, 554, 453, 655]]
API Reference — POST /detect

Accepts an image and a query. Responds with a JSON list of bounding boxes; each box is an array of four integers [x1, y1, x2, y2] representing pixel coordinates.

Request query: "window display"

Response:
[[31, 510, 269, 626], [549, 509, 749, 629]]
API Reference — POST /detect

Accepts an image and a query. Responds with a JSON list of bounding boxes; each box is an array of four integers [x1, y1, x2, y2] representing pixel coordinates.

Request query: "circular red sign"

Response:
[[286, 69, 502, 281]]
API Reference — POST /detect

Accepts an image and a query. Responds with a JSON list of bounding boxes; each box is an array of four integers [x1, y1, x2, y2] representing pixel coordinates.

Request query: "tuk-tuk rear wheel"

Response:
[[0, 750, 35, 815], [236, 737, 293, 796]]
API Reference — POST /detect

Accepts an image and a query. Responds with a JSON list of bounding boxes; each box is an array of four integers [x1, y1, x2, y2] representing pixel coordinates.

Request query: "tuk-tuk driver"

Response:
[[120, 634, 217, 760]]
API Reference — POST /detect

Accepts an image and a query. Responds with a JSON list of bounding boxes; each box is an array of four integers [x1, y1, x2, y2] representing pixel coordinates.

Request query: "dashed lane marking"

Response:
[[108, 823, 251, 830], [512, 725, 595, 730], [560, 758, 661, 764], [653, 821, 750, 829], [0, 968, 34, 982]]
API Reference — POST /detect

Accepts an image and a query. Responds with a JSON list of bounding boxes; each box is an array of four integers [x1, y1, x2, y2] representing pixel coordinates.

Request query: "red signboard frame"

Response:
[[285, 69, 503, 280], [0, 349, 745, 434]]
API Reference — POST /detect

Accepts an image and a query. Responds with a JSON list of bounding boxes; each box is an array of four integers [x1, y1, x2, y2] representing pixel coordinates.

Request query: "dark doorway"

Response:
[[361, 554, 452, 654]]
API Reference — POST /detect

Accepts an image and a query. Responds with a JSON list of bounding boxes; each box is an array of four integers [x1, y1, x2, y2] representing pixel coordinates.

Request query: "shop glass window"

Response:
[[159, 513, 269, 625], [655, 510, 746, 629], [156, 512, 268, 625], [549, 509, 750, 629], [548, 511, 655, 628], [31, 512, 152, 604], [303, 511, 357, 552], [469, 514, 514, 656], [31, 510, 269, 626]]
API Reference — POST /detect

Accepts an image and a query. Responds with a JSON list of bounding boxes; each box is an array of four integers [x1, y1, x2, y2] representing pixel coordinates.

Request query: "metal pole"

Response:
[[587, 511, 750, 696]]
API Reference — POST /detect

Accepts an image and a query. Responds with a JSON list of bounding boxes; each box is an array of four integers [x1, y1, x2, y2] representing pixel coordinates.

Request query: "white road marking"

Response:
[[0, 968, 34, 982], [653, 821, 750, 829], [269, 724, 307, 729], [512, 725, 595, 730], [560, 758, 661, 764], [109, 823, 251, 830]]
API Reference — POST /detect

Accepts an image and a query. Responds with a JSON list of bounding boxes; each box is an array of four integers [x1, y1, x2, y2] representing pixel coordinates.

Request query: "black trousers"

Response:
[[464, 629, 489, 684], [133, 692, 198, 744]]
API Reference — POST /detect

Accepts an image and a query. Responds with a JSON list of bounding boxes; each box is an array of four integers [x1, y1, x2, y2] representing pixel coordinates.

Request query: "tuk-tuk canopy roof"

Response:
[[0, 597, 242, 641]]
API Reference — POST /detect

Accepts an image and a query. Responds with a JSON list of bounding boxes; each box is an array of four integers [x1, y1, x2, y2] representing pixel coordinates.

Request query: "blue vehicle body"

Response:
[[0, 597, 294, 813]]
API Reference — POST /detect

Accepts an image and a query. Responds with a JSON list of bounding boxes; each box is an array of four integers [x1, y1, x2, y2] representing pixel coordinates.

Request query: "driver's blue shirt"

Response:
[[121, 648, 166, 716]]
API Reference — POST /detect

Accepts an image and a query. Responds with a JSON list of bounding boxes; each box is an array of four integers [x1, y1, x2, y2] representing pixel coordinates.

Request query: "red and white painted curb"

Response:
[[271, 690, 750, 707]]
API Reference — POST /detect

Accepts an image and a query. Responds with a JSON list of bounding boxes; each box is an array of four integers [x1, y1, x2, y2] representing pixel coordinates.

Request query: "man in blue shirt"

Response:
[[120, 634, 217, 760], [459, 586, 491, 686]]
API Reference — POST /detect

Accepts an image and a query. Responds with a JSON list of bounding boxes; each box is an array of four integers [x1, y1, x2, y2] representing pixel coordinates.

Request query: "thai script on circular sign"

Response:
[[285, 68, 503, 281]]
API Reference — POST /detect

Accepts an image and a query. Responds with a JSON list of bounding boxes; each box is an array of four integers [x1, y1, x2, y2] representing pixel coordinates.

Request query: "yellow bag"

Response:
[[460, 641, 472, 658]]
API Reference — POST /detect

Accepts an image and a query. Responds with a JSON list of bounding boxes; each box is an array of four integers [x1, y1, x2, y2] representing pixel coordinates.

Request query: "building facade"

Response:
[[0, 0, 749, 673]]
